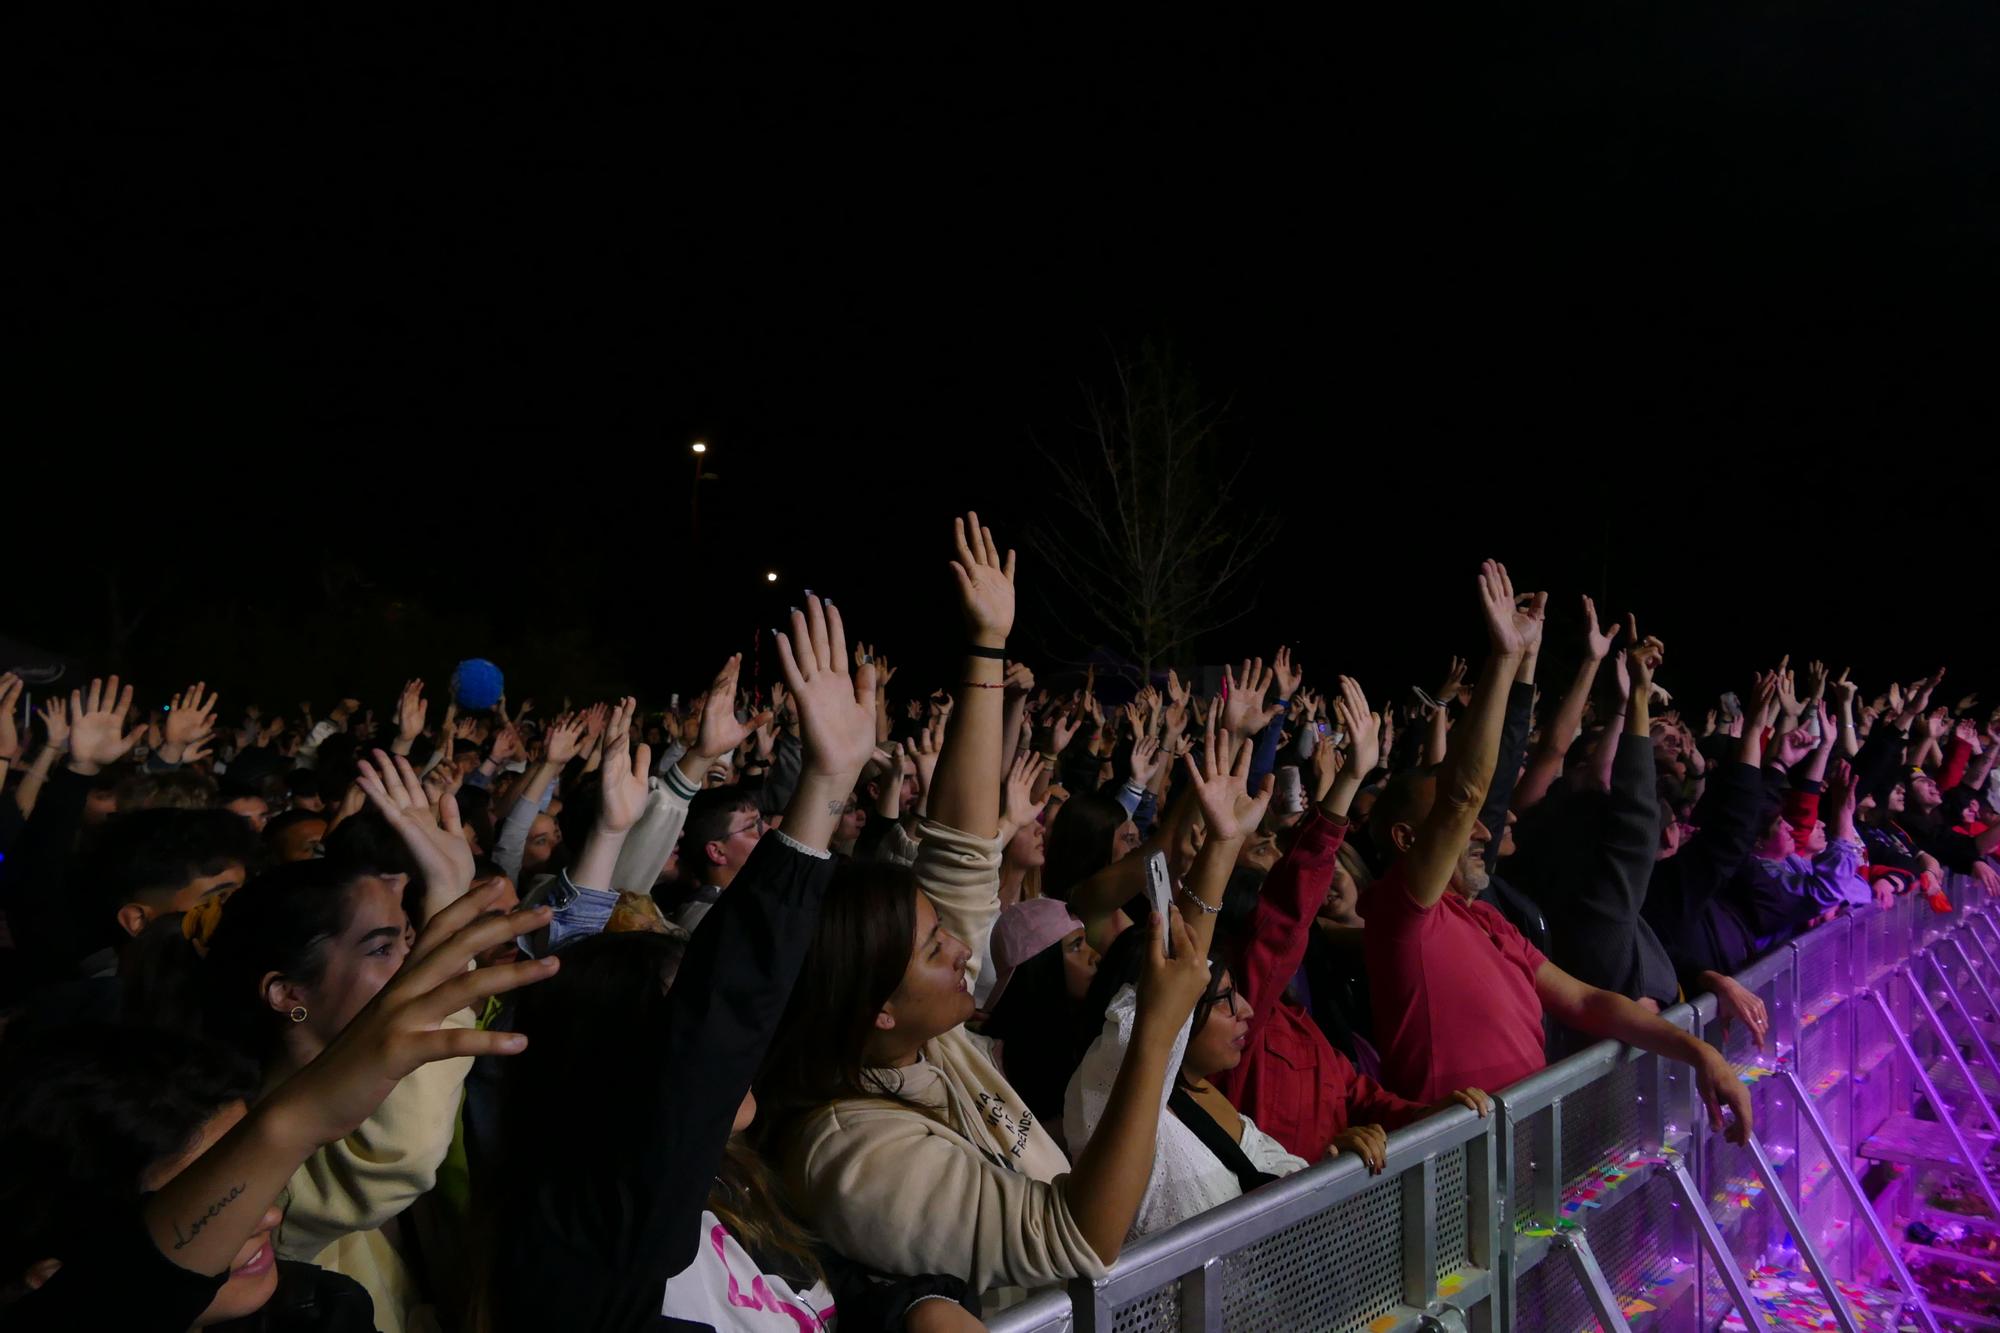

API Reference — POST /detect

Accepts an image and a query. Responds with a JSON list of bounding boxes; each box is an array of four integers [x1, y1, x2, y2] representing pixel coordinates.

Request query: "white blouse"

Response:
[[1063, 984, 1307, 1239]]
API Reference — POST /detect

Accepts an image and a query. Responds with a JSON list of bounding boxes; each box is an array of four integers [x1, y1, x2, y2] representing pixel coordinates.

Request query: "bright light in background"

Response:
[[765, 571, 778, 583], [691, 441, 707, 454]]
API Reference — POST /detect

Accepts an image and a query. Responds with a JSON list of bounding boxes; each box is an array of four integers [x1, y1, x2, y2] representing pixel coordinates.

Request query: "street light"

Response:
[[690, 441, 713, 541]]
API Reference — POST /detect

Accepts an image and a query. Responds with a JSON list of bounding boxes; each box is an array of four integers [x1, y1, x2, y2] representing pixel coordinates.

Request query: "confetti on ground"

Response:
[[1807, 1068, 1847, 1098], [1719, 1264, 1909, 1331]]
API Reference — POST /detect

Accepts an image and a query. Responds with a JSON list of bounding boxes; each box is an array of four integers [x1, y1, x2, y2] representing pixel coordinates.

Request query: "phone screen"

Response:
[[1146, 850, 1175, 956]]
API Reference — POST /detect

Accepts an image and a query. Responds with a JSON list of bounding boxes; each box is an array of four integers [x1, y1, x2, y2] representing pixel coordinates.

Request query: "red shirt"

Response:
[[1362, 860, 1548, 1103], [1216, 812, 1428, 1159]]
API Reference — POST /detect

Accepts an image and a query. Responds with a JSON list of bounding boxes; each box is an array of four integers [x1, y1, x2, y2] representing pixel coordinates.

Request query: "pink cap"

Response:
[[985, 897, 1084, 1011]]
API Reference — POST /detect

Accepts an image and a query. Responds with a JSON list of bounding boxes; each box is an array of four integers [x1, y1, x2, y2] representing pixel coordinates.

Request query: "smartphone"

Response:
[[1316, 721, 1330, 736], [1146, 850, 1175, 956]]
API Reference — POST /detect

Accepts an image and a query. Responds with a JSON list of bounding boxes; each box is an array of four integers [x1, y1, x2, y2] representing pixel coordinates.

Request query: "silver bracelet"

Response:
[[1177, 883, 1221, 915]]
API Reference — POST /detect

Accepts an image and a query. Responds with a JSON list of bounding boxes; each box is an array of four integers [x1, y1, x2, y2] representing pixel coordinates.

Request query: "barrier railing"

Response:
[[989, 875, 2000, 1332]]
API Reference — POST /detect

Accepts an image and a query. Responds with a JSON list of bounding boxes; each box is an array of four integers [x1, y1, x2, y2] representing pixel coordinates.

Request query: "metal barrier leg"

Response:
[[1926, 950, 2000, 1098], [1905, 963, 2000, 1132], [1945, 936, 2000, 1024], [1549, 1231, 1634, 1333], [1663, 1156, 1767, 1333], [1177, 1257, 1220, 1333], [1864, 988, 2000, 1216], [1784, 1069, 1944, 1333], [1742, 1133, 1860, 1333]]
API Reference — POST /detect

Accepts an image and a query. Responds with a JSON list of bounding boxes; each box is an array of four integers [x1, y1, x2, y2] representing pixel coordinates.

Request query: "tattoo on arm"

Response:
[[826, 799, 847, 817], [170, 1183, 247, 1250]]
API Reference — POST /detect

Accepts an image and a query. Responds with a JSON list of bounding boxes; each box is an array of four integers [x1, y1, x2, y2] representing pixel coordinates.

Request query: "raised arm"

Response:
[[1513, 595, 1616, 810], [1401, 563, 1542, 909], [928, 511, 1014, 838]]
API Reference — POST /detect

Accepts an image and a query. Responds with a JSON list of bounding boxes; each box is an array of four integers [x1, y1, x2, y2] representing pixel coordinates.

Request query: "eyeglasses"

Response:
[[727, 813, 768, 839], [1207, 986, 1242, 1019]]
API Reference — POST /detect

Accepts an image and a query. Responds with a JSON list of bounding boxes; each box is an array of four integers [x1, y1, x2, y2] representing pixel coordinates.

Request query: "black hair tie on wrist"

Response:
[[966, 644, 1007, 660]]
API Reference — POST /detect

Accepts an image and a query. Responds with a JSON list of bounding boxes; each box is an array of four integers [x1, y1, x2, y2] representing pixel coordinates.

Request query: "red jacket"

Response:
[[1215, 810, 1428, 1160]]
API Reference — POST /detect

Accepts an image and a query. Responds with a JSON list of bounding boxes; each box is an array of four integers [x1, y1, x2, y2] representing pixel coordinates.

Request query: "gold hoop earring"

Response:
[[289, 1005, 309, 1023]]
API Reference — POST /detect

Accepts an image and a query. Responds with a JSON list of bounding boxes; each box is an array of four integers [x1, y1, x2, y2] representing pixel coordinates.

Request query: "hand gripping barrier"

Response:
[[987, 874, 2000, 1332]]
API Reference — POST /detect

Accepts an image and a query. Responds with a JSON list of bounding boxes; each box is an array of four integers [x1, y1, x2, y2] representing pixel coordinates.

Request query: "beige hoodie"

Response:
[[275, 1008, 475, 1333], [782, 817, 1107, 1297]]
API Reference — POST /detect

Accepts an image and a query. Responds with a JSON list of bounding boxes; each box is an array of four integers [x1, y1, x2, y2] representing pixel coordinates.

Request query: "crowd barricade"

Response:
[[988, 875, 2000, 1332]]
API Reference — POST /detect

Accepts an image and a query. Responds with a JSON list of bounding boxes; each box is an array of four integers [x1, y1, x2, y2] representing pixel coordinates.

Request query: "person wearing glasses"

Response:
[[665, 794, 769, 932]]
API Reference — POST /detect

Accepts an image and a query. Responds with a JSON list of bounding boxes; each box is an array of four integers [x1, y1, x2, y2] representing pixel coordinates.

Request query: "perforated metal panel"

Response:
[[1515, 1246, 1599, 1332], [1435, 1144, 1470, 1282], [1108, 1280, 1179, 1333], [1561, 1060, 1648, 1194], [1218, 1174, 1403, 1332]]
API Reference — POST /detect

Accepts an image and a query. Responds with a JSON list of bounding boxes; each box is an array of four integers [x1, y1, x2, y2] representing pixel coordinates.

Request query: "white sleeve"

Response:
[[1062, 985, 1190, 1225]]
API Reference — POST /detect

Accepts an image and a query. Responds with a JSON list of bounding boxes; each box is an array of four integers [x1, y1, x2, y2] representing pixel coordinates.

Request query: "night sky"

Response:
[[16, 9, 1997, 718]]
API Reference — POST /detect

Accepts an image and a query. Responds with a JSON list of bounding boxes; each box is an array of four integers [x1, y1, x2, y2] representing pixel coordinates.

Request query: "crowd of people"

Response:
[[1, 511, 1995, 1333]]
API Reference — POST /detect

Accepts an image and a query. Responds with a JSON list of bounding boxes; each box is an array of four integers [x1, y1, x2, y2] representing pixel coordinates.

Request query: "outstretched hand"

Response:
[[1183, 724, 1274, 842], [692, 654, 773, 761], [357, 750, 475, 919], [66, 676, 146, 774], [1334, 676, 1381, 777], [950, 510, 1017, 647], [1478, 562, 1545, 658], [269, 881, 556, 1147], [1580, 595, 1620, 662]]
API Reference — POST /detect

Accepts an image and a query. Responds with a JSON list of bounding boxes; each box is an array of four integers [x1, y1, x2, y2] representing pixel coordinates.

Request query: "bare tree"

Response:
[[1029, 343, 1281, 676]]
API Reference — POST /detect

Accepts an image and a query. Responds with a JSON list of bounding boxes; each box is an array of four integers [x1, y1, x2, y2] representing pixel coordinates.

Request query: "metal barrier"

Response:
[[989, 876, 2000, 1332]]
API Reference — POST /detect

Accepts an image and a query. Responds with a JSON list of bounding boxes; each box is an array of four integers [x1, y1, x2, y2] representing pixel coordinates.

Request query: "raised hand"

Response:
[[1334, 675, 1382, 777], [36, 696, 69, 753], [1775, 661, 1803, 722], [1310, 733, 1345, 801], [1432, 656, 1467, 707], [1051, 706, 1084, 754], [267, 881, 555, 1146], [157, 682, 220, 765], [690, 654, 773, 761], [356, 750, 476, 916], [997, 751, 1050, 843], [0, 673, 22, 762], [1805, 660, 1829, 702], [908, 713, 945, 797], [1182, 724, 1274, 842], [491, 724, 527, 766], [1747, 671, 1783, 735], [1828, 667, 1857, 709], [1477, 562, 1545, 657], [1222, 658, 1282, 735], [543, 713, 587, 765], [1273, 645, 1304, 700], [66, 676, 146, 774], [395, 679, 428, 747], [1772, 725, 1817, 769], [594, 699, 652, 835], [774, 594, 879, 783], [1004, 661, 1036, 697], [1129, 734, 1166, 789], [1135, 908, 1211, 1042], [950, 510, 1017, 647], [1625, 617, 1665, 696]]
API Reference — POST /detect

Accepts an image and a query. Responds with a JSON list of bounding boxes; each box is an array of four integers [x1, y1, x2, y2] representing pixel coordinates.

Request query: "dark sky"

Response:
[[15, 9, 1998, 717]]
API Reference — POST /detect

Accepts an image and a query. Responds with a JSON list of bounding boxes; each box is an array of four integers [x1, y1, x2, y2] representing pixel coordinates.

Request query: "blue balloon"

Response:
[[451, 658, 506, 711]]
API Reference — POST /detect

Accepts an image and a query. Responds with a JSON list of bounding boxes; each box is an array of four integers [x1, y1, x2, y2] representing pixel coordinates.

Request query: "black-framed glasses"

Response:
[[1208, 986, 1242, 1019]]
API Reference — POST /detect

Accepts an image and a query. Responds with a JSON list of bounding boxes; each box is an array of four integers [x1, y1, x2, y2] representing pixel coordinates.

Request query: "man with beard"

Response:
[[1357, 563, 1753, 1143]]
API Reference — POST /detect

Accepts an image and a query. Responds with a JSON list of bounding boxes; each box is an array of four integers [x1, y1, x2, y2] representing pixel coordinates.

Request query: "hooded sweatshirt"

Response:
[[779, 818, 1107, 1301]]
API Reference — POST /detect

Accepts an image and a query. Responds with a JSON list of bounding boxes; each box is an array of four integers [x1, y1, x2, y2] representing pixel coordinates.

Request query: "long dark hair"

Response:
[[489, 932, 822, 1298], [1042, 792, 1130, 903], [756, 859, 932, 1143], [208, 859, 387, 1064], [1083, 923, 1230, 1080]]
